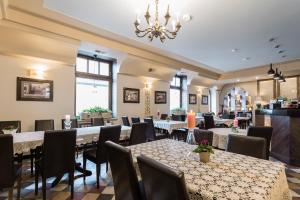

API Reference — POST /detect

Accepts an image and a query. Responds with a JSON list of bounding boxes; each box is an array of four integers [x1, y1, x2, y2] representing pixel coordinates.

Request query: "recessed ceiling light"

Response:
[[281, 55, 287, 58], [278, 50, 285, 54], [274, 44, 281, 49], [242, 57, 251, 61], [182, 14, 192, 22], [231, 48, 238, 53], [269, 38, 276, 42]]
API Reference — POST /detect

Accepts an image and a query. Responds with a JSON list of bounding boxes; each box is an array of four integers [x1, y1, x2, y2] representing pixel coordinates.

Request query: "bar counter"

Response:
[[255, 109, 300, 166]]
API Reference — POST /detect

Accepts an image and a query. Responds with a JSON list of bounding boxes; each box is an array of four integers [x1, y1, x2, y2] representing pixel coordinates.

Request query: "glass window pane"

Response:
[[175, 77, 181, 87], [280, 77, 297, 99], [76, 57, 87, 72], [171, 77, 176, 86], [88, 60, 99, 74], [100, 62, 110, 76], [76, 77, 109, 115], [170, 88, 180, 110]]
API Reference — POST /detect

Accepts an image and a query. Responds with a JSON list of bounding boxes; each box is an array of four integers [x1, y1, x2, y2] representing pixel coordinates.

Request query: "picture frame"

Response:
[[189, 94, 197, 104], [17, 77, 53, 102], [123, 87, 140, 103], [201, 95, 209, 105], [155, 91, 167, 104]]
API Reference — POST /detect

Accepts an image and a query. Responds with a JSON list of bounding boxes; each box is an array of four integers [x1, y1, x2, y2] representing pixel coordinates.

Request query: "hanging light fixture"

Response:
[[267, 63, 275, 76], [134, 0, 182, 42], [278, 71, 284, 82]]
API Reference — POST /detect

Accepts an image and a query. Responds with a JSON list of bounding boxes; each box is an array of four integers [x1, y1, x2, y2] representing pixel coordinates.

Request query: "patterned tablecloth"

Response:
[[128, 139, 291, 200], [196, 117, 233, 127], [153, 120, 187, 133], [208, 128, 247, 150], [12, 126, 131, 154]]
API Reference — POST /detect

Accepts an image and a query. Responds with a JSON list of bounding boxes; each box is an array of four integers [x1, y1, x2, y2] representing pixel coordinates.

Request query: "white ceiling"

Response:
[[43, 0, 300, 72]]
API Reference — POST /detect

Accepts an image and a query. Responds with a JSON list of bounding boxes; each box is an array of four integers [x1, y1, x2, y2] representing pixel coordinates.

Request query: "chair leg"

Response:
[[69, 172, 74, 199], [17, 172, 22, 200], [35, 168, 39, 195], [96, 164, 100, 188], [8, 187, 13, 200], [83, 157, 86, 184], [42, 177, 46, 200], [106, 162, 108, 172], [30, 155, 34, 177]]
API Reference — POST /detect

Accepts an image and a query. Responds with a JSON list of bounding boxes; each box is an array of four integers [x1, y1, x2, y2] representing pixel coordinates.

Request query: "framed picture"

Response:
[[202, 95, 209, 105], [189, 94, 197, 104], [123, 87, 140, 103], [17, 77, 53, 101], [155, 91, 167, 104]]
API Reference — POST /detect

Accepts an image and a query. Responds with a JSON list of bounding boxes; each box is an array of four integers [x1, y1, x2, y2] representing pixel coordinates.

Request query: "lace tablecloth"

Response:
[[128, 139, 291, 200], [153, 120, 187, 133], [208, 128, 247, 150], [196, 117, 233, 127], [12, 126, 131, 154]]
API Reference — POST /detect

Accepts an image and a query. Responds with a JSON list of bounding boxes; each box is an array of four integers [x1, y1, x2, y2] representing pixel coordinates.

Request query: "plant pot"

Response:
[[199, 152, 210, 163]]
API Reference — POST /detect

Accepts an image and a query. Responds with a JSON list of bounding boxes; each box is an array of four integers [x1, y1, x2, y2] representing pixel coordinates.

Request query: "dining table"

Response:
[[208, 128, 247, 150], [128, 139, 291, 200], [12, 125, 132, 154], [196, 117, 233, 127], [153, 120, 187, 133]]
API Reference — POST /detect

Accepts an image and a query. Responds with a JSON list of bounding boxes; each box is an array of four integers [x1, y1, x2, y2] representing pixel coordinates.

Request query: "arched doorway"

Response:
[[223, 87, 252, 112]]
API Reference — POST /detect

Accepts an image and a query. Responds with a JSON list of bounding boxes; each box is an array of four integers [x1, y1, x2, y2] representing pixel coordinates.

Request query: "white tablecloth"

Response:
[[12, 126, 131, 154], [153, 120, 187, 133], [129, 139, 291, 200], [208, 128, 247, 150], [196, 117, 233, 127]]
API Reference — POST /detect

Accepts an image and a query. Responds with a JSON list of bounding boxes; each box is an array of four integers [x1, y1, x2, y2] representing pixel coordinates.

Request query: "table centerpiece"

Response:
[[193, 139, 214, 163]]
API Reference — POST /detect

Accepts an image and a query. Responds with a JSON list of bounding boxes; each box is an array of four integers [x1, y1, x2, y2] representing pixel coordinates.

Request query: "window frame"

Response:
[[75, 54, 113, 114], [170, 75, 183, 108]]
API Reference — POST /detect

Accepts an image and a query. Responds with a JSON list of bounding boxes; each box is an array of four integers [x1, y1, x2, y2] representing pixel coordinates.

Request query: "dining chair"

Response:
[[131, 117, 141, 124], [61, 119, 78, 129], [160, 114, 168, 120], [247, 126, 273, 159], [122, 116, 131, 126], [171, 114, 182, 121], [137, 155, 189, 200], [129, 122, 148, 145], [144, 118, 168, 141], [0, 121, 21, 134], [34, 129, 76, 200], [83, 125, 121, 188], [226, 134, 267, 159], [193, 129, 213, 145], [0, 134, 22, 200], [105, 141, 145, 200], [35, 119, 54, 131], [204, 115, 215, 129], [91, 117, 105, 126]]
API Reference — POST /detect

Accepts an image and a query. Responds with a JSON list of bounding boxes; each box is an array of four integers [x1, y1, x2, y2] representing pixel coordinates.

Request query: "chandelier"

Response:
[[134, 0, 181, 43]]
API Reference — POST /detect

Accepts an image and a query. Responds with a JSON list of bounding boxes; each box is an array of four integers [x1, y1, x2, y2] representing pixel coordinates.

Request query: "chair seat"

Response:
[[155, 133, 168, 140], [83, 148, 106, 164]]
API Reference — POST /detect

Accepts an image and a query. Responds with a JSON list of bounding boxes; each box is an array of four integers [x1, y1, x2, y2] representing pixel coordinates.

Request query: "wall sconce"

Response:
[[29, 69, 45, 79], [145, 82, 152, 90]]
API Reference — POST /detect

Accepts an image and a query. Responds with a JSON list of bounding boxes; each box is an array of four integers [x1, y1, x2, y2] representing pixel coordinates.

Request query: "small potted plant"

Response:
[[193, 139, 214, 163], [2, 125, 18, 134]]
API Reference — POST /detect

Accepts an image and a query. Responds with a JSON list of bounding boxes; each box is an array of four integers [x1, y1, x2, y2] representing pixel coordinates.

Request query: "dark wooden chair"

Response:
[[131, 117, 141, 124], [247, 126, 273, 159], [226, 134, 267, 159], [137, 155, 189, 200], [0, 121, 21, 134], [160, 114, 168, 120], [35, 120, 55, 131], [83, 125, 121, 188], [61, 119, 78, 129], [204, 115, 215, 129], [0, 134, 22, 200], [105, 141, 145, 200], [91, 118, 105, 126], [129, 123, 148, 145], [35, 129, 77, 200], [144, 118, 168, 141], [193, 129, 213, 145], [122, 116, 131, 126]]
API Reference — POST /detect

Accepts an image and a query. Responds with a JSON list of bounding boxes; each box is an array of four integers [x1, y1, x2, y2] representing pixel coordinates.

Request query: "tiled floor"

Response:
[[1, 156, 300, 200]]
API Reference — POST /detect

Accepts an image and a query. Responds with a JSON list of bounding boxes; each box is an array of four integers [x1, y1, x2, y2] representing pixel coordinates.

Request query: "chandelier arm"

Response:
[[164, 32, 176, 39], [136, 30, 152, 38], [135, 25, 152, 33]]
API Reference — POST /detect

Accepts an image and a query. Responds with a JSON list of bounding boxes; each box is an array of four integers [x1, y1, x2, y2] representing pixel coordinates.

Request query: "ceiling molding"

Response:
[[2, 0, 220, 80]]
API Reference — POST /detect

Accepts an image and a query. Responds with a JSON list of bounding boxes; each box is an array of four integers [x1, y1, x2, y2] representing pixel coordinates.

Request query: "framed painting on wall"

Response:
[[155, 91, 167, 104], [201, 95, 208, 105], [123, 87, 140, 103], [17, 77, 53, 101], [189, 94, 197, 104]]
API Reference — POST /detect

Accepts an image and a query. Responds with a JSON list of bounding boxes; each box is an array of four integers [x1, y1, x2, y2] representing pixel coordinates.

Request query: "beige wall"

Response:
[[187, 85, 210, 113], [0, 54, 75, 131]]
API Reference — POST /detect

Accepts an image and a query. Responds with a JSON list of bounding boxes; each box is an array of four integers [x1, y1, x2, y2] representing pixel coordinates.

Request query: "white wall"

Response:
[[0, 55, 75, 131], [116, 73, 170, 122], [187, 85, 210, 113]]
